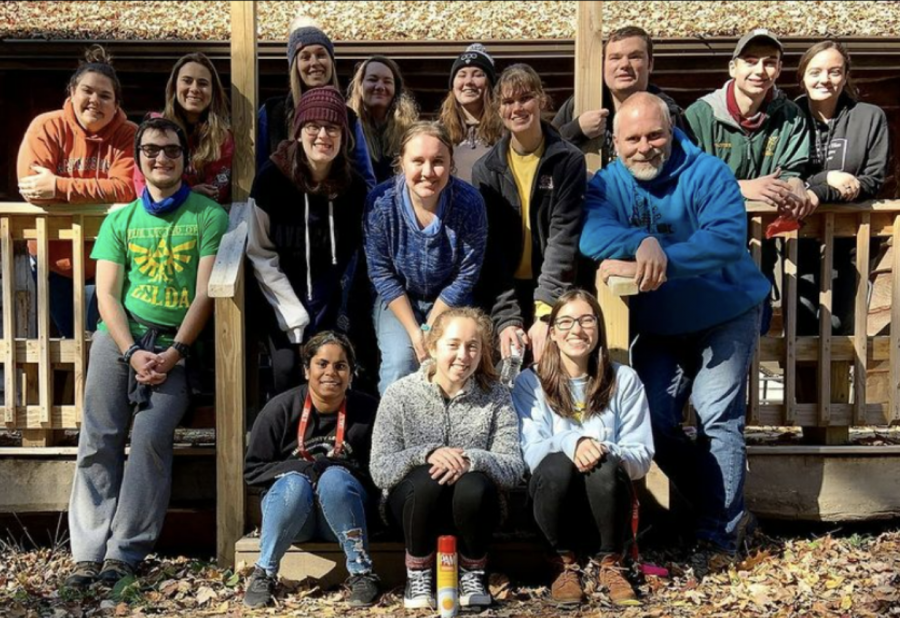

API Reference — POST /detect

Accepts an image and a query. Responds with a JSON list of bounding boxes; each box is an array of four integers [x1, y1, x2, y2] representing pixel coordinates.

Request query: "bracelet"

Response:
[[420, 324, 432, 333], [171, 341, 191, 359], [122, 343, 142, 365]]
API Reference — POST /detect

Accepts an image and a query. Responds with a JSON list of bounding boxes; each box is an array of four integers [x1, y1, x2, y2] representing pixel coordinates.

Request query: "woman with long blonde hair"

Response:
[[347, 55, 419, 183]]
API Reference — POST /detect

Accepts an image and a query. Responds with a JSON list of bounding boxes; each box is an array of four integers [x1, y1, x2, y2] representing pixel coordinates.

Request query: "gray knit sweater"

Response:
[[369, 366, 526, 493]]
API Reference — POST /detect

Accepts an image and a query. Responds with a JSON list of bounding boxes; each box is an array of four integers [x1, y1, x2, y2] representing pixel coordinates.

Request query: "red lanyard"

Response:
[[294, 392, 347, 461]]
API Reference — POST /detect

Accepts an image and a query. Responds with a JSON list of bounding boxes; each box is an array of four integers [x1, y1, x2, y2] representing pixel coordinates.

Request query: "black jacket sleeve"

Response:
[[552, 96, 590, 147], [534, 150, 587, 307], [808, 105, 890, 203], [244, 395, 317, 488]]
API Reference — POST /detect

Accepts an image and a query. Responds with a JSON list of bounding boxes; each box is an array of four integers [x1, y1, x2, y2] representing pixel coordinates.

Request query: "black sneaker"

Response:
[[347, 572, 380, 607], [244, 566, 276, 609], [689, 540, 736, 581], [403, 568, 435, 610], [735, 510, 759, 555], [98, 559, 135, 586], [65, 561, 102, 588], [459, 567, 492, 607]]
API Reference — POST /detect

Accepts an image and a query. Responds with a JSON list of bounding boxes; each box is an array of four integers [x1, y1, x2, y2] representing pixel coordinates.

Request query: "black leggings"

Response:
[[529, 452, 633, 555], [388, 465, 500, 560]]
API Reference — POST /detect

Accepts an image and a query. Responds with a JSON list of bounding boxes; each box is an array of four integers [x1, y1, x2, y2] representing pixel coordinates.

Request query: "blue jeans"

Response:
[[373, 295, 435, 395], [31, 262, 99, 338], [631, 304, 761, 554], [256, 468, 373, 577]]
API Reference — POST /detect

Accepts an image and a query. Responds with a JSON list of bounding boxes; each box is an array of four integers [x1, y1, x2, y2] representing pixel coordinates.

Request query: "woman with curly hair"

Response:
[[134, 52, 234, 204], [347, 56, 419, 184], [438, 44, 503, 184]]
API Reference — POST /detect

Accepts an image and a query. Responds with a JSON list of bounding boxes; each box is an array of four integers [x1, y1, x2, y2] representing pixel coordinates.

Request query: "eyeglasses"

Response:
[[553, 315, 599, 331], [302, 123, 341, 137], [139, 144, 184, 159]]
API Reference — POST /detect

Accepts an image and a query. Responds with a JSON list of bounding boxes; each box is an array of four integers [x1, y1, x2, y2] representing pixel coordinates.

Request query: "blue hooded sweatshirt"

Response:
[[579, 128, 770, 336]]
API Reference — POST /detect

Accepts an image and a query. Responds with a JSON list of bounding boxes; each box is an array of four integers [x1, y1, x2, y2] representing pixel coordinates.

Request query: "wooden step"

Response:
[[234, 535, 547, 589]]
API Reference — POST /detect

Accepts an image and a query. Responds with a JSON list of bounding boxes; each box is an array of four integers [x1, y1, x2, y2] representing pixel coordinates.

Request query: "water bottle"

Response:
[[437, 535, 459, 618], [500, 336, 523, 388]]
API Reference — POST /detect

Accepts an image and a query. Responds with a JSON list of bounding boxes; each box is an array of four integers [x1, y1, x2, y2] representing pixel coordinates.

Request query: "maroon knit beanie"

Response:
[[293, 86, 349, 139]]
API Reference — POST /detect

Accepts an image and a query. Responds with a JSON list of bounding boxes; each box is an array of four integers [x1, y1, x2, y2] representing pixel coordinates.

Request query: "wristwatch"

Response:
[[171, 341, 191, 359]]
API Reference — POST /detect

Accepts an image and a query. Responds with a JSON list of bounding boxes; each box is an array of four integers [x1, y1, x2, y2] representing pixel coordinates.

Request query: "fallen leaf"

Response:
[[488, 572, 512, 601], [196, 586, 217, 606]]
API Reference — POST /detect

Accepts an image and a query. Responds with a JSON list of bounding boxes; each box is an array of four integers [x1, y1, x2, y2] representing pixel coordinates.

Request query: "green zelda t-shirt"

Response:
[[91, 192, 229, 344]]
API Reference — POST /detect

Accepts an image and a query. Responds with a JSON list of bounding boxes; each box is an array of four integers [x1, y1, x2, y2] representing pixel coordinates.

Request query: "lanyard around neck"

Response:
[[293, 392, 346, 461]]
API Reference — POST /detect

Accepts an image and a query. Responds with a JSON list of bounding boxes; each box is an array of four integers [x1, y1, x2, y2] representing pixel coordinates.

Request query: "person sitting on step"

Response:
[[243, 331, 380, 608]]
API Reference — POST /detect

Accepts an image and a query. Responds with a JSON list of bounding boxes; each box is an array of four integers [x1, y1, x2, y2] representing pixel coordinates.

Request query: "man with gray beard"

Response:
[[579, 93, 770, 578]]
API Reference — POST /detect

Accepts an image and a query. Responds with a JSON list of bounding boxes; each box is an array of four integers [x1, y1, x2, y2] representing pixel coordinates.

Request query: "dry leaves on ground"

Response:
[[1, 528, 899, 617]]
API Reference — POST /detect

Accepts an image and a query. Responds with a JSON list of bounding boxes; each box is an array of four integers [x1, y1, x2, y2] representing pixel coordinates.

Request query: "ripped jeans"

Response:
[[257, 467, 373, 576]]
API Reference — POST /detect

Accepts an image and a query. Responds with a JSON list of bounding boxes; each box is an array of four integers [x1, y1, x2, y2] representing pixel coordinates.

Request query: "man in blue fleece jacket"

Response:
[[580, 92, 770, 577]]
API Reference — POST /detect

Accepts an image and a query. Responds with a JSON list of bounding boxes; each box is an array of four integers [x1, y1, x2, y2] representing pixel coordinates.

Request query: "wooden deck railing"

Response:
[[0, 202, 123, 446], [0, 200, 252, 563], [602, 200, 900, 436]]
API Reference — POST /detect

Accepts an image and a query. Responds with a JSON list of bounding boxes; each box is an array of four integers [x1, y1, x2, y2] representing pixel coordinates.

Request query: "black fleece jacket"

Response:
[[796, 93, 891, 203], [244, 385, 378, 490], [472, 122, 587, 333], [551, 84, 689, 164]]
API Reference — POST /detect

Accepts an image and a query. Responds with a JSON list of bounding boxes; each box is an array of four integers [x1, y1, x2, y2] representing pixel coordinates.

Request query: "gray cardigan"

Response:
[[369, 366, 526, 494]]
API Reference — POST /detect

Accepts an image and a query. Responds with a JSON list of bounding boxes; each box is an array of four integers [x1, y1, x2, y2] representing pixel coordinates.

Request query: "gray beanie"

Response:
[[287, 26, 335, 66]]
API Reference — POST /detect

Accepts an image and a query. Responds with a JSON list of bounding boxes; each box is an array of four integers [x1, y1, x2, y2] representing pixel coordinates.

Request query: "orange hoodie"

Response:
[[17, 98, 138, 277]]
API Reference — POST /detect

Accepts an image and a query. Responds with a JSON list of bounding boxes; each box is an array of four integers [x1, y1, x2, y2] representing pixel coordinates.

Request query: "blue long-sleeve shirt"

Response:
[[364, 175, 488, 307], [579, 128, 770, 335], [511, 365, 654, 481]]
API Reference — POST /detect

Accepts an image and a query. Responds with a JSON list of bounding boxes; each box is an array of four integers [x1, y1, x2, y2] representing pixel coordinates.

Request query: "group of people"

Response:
[[15, 16, 889, 612]]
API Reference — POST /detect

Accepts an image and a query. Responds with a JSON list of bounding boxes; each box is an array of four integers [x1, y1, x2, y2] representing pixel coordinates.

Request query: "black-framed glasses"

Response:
[[139, 144, 184, 159], [302, 123, 341, 137], [553, 315, 599, 331]]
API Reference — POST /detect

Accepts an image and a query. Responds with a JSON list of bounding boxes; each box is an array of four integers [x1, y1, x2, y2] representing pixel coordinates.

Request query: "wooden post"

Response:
[[211, 205, 251, 567], [749, 216, 763, 425], [784, 231, 798, 426], [36, 217, 51, 425], [230, 0, 258, 204], [574, 1, 605, 171], [72, 216, 86, 425], [214, 0, 256, 568], [575, 2, 630, 362], [1, 218, 15, 423], [852, 213, 871, 424], [890, 214, 900, 422], [817, 214, 834, 426]]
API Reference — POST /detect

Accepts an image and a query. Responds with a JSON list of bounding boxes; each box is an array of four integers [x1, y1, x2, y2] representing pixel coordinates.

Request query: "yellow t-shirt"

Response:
[[508, 140, 546, 281]]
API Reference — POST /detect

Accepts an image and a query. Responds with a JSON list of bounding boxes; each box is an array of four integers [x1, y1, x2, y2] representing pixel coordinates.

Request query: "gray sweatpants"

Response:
[[68, 329, 189, 565]]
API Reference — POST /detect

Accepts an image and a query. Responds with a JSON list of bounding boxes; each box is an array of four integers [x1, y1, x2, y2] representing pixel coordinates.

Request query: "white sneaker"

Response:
[[404, 568, 435, 610], [459, 567, 492, 607]]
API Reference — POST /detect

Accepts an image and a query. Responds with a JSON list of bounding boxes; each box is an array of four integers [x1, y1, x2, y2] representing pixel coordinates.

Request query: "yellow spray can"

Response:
[[437, 535, 458, 617]]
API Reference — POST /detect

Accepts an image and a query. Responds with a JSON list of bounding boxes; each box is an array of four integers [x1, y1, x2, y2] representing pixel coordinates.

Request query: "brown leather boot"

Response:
[[549, 552, 583, 607], [594, 554, 639, 606]]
